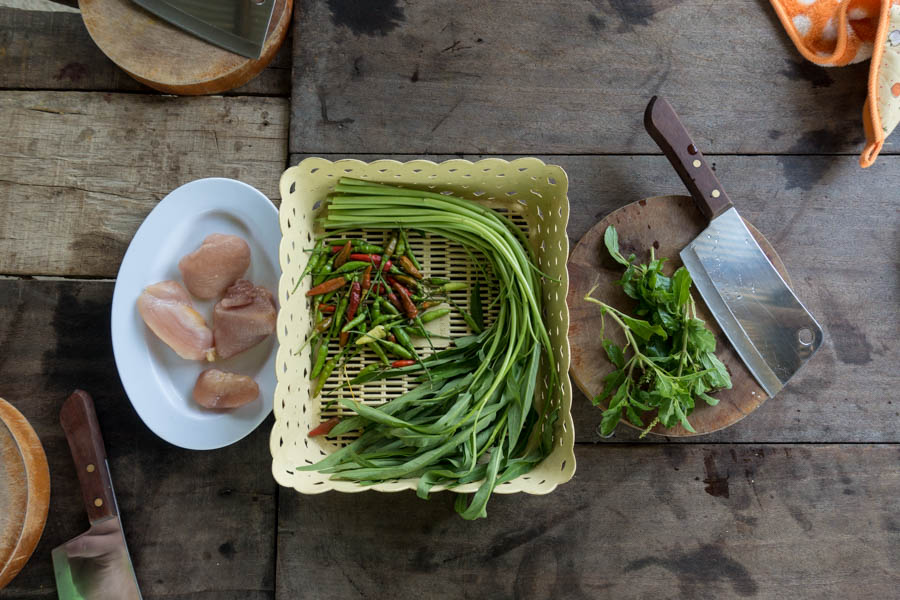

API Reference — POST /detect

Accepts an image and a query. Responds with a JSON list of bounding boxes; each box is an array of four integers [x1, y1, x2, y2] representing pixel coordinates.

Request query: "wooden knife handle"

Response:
[[60, 390, 116, 523], [644, 96, 734, 220]]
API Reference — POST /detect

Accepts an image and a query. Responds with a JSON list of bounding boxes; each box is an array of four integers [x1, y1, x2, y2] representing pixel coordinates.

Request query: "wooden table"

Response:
[[1, 1, 897, 598]]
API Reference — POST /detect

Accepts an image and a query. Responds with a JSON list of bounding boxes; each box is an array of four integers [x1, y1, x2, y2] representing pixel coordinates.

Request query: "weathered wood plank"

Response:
[[276, 443, 900, 600], [0, 7, 292, 96], [287, 153, 900, 443], [291, 0, 881, 156], [0, 90, 288, 277], [0, 280, 276, 599]]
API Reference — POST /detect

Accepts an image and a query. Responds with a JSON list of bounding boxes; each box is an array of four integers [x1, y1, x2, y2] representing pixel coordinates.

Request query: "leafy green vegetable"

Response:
[[299, 178, 559, 520], [586, 226, 732, 437]]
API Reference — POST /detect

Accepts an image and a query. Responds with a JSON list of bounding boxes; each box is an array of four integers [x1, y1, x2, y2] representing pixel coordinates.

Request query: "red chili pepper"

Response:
[[361, 265, 372, 293], [346, 282, 362, 321], [391, 359, 416, 368], [318, 304, 336, 313], [420, 300, 440, 310], [390, 280, 418, 319], [339, 282, 362, 348], [306, 276, 347, 297], [349, 254, 392, 271], [386, 290, 403, 312], [371, 283, 387, 295], [397, 255, 423, 279], [333, 241, 352, 270], [308, 416, 341, 437], [387, 333, 396, 343]]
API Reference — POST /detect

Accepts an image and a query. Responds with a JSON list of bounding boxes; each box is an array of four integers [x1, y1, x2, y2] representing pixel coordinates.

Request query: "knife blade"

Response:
[[131, 0, 276, 59], [52, 390, 142, 600], [644, 96, 823, 397]]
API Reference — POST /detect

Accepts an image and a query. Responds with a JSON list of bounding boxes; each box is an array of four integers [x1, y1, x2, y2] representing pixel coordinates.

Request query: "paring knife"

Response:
[[131, 0, 276, 59], [52, 390, 142, 600], [644, 96, 823, 398]]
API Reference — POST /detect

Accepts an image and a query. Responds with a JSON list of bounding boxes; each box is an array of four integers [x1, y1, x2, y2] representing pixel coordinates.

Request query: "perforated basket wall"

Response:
[[272, 158, 575, 496]]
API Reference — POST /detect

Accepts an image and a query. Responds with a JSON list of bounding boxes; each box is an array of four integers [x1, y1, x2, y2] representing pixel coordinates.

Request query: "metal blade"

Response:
[[132, 0, 275, 59], [680, 207, 823, 397], [52, 516, 141, 600], [52, 460, 141, 600]]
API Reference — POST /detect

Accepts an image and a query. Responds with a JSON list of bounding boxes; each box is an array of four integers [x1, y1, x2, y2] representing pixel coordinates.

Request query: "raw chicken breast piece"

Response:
[[137, 281, 215, 361], [178, 233, 251, 299], [213, 279, 277, 359], [193, 369, 259, 409]]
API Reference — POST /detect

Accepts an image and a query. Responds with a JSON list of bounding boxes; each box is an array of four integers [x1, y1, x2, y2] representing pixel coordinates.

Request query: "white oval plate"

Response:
[[111, 178, 280, 450]]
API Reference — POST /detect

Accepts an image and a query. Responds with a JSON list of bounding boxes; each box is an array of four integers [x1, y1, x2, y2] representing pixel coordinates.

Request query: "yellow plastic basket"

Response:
[[271, 157, 575, 497]]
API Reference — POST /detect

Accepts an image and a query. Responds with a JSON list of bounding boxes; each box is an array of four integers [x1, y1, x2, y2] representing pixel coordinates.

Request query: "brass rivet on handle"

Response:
[[692, 159, 701, 168], [94, 498, 103, 507], [86, 464, 95, 473], [711, 189, 721, 198]]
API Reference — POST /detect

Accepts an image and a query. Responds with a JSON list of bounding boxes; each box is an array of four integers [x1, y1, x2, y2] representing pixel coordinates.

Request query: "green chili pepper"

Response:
[[379, 296, 400, 315], [310, 340, 330, 379], [312, 346, 353, 397], [312, 261, 334, 286], [420, 307, 451, 323], [376, 338, 413, 360], [393, 327, 417, 356], [370, 341, 390, 366], [442, 282, 467, 292], [427, 277, 450, 286], [470, 281, 484, 330], [341, 313, 367, 333], [328, 240, 385, 254], [333, 260, 371, 274], [370, 300, 382, 323], [372, 314, 396, 327], [330, 290, 350, 338], [293, 240, 326, 293]]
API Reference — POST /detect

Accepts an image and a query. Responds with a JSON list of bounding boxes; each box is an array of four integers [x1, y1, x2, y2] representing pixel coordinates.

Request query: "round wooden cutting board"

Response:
[[567, 196, 791, 436], [0, 398, 50, 590], [79, 0, 293, 95]]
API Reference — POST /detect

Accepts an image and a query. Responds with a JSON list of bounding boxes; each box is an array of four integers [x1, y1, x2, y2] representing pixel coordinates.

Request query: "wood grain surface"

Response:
[[0, 398, 50, 590], [1, 0, 899, 597], [290, 0, 882, 156], [79, 0, 292, 95], [0, 281, 277, 599], [277, 444, 900, 600], [567, 195, 791, 437], [0, 7, 292, 95], [0, 91, 288, 277]]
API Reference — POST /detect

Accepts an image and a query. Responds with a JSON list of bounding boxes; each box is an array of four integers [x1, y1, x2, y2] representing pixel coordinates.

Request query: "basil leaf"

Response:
[[621, 315, 667, 341], [688, 318, 717, 353], [673, 267, 692, 307], [600, 405, 623, 436], [604, 226, 631, 267], [602, 339, 625, 368]]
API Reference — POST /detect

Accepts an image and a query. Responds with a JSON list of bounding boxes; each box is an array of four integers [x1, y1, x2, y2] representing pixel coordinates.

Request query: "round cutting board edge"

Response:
[[79, 0, 293, 95], [0, 398, 50, 590], [566, 195, 791, 437]]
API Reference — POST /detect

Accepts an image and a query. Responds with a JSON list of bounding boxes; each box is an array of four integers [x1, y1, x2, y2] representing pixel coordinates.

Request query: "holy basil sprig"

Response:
[[584, 226, 732, 437]]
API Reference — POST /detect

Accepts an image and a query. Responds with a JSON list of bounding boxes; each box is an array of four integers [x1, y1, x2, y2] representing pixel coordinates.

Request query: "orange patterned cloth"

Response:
[[770, 0, 900, 167]]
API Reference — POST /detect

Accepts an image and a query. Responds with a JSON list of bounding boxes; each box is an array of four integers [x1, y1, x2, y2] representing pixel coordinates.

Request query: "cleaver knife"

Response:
[[52, 390, 142, 600], [131, 0, 276, 59], [644, 96, 823, 398]]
